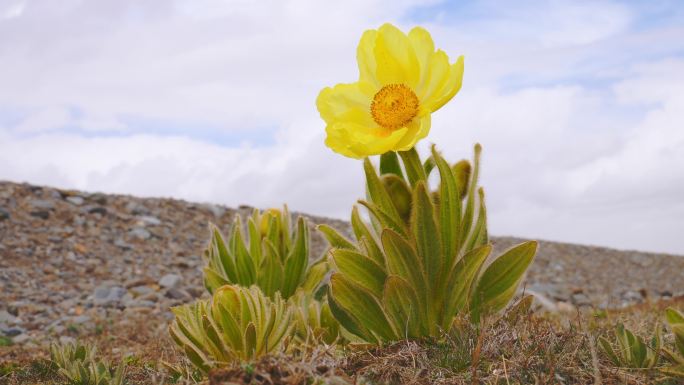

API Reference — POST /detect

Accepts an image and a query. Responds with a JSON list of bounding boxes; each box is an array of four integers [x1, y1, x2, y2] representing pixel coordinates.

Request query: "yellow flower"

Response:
[[317, 23, 464, 158]]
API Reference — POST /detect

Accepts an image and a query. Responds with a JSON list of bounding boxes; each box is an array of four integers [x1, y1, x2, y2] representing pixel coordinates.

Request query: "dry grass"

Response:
[[2, 298, 683, 385]]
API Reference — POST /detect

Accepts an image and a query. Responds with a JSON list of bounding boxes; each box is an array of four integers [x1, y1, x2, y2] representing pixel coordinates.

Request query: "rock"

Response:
[[556, 301, 577, 314], [84, 205, 107, 215], [527, 290, 558, 313], [0, 207, 9, 220], [30, 210, 50, 219], [59, 335, 76, 345], [159, 274, 182, 289], [137, 215, 161, 226], [126, 201, 150, 215], [130, 285, 155, 297], [66, 196, 85, 206], [93, 285, 127, 307], [114, 238, 133, 250], [29, 199, 55, 210], [166, 288, 190, 301], [0, 310, 18, 325], [72, 315, 91, 324], [3, 326, 26, 337], [12, 333, 30, 344], [203, 204, 226, 218], [129, 227, 151, 240]]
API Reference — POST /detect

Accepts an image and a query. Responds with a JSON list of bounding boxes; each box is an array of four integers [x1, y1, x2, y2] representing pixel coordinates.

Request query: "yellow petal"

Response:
[[423, 56, 464, 112], [395, 114, 431, 151], [373, 24, 420, 87], [417, 50, 450, 108], [325, 120, 409, 158], [408, 27, 435, 97], [357, 30, 380, 88], [316, 81, 375, 125]]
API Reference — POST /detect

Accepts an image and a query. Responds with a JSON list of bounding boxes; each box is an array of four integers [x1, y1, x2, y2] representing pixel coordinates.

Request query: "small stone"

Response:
[[12, 333, 29, 344], [59, 335, 76, 345], [557, 301, 577, 314], [66, 196, 85, 206], [137, 215, 161, 226], [130, 285, 155, 297], [3, 326, 26, 337], [129, 227, 151, 240], [203, 204, 226, 218], [72, 315, 91, 324], [159, 274, 182, 289], [86, 206, 107, 215], [30, 199, 55, 210], [0, 207, 9, 220], [30, 210, 50, 219], [114, 238, 133, 250], [166, 288, 190, 301], [93, 285, 126, 307], [0, 310, 18, 325], [126, 201, 150, 215]]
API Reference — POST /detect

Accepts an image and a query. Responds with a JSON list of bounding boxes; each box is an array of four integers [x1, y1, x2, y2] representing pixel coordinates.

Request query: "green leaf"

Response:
[[363, 158, 402, 223], [359, 200, 407, 237], [470, 241, 537, 323], [282, 217, 308, 298], [379, 151, 404, 178], [332, 248, 387, 297], [423, 156, 436, 178], [232, 216, 257, 286], [210, 224, 238, 283], [598, 336, 621, 367], [330, 273, 396, 341], [383, 275, 422, 338], [317, 224, 356, 250], [431, 146, 460, 272], [257, 240, 283, 297], [301, 258, 330, 294], [381, 229, 427, 322], [398, 148, 427, 187], [411, 182, 442, 300], [327, 286, 375, 343], [248, 218, 262, 267], [666, 307, 684, 357], [351, 206, 385, 266], [444, 245, 491, 326], [459, 144, 481, 253]]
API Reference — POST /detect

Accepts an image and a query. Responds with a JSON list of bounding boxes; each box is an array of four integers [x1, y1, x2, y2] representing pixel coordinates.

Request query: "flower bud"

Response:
[[451, 160, 471, 200], [381, 174, 412, 221], [260, 208, 282, 236]]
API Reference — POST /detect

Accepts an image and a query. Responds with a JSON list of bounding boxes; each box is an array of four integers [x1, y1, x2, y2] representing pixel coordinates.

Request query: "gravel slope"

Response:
[[1, 180, 683, 355]]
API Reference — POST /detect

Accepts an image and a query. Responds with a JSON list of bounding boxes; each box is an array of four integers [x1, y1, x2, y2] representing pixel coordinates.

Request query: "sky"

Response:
[[1, 0, 683, 254]]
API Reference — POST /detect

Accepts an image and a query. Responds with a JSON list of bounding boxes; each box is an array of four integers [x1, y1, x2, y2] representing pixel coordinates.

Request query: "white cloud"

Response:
[[1, 0, 683, 254]]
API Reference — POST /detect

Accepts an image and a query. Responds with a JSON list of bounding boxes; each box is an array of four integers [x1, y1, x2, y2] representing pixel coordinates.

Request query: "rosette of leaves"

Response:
[[203, 207, 328, 299], [319, 144, 537, 343], [50, 341, 126, 385], [169, 285, 293, 372], [292, 292, 341, 345], [662, 307, 684, 377], [598, 323, 661, 369]]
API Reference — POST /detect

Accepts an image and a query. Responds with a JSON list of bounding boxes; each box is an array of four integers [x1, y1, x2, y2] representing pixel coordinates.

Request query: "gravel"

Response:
[[0, 180, 683, 353]]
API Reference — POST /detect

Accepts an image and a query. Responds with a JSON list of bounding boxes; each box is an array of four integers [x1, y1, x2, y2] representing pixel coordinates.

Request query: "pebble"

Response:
[[66, 196, 85, 206], [93, 285, 127, 307], [166, 288, 190, 301], [3, 326, 26, 337], [137, 215, 162, 226], [30, 210, 50, 219], [0, 310, 19, 325], [0, 207, 9, 220], [130, 227, 152, 240], [12, 333, 30, 344], [159, 274, 182, 289], [72, 315, 91, 324], [29, 199, 55, 210]]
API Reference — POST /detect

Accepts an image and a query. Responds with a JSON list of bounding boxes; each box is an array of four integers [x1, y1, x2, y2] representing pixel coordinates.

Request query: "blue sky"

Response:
[[1, 0, 683, 254]]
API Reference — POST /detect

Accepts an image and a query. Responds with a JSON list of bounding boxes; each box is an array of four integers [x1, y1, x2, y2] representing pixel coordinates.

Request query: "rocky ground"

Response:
[[1, 180, 683, 363]]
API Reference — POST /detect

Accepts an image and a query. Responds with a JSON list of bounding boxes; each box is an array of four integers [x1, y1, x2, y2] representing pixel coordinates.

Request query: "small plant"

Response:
[[598, 322, 661, 369], [291, 292, 341, 345], [321, 146, 537, 343], [203, 207, 329, 300], [169, 285, 294, 372], [662, 307, 684, 377], [49, 341, 126, 385]]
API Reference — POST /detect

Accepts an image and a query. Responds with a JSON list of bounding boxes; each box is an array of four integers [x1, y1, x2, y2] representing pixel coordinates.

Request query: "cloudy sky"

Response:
[[1, 0, 683, 254]]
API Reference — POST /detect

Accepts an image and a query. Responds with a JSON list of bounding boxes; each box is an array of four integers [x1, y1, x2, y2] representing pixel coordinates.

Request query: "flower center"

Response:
[[370, 84, 419, 130]]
